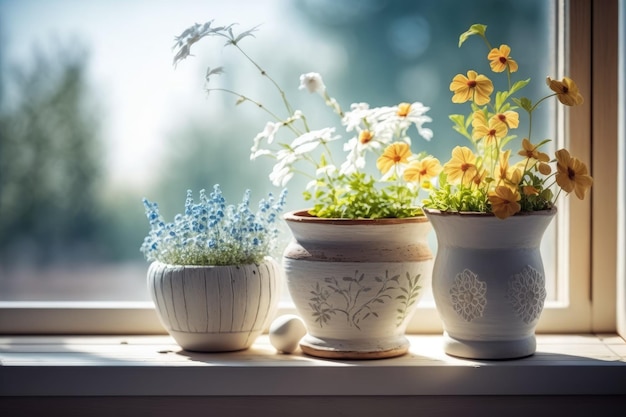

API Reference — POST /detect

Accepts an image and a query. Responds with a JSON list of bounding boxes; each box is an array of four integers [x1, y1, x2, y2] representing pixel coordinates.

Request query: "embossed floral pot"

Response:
[[283, 210, 433, 359], [147, 257, 281, 352], [424, 208, 557, 360]]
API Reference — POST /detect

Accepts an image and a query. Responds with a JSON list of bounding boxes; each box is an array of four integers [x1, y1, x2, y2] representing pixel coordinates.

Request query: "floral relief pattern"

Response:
[[450, 269, 487, 322], [507, 265, 546, 324], [308, 270, 422, 330]]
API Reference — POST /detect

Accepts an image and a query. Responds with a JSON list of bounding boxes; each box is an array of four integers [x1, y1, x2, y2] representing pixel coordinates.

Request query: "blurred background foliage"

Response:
[[0, 0, 551, 300], [0, 44, 105, 263]]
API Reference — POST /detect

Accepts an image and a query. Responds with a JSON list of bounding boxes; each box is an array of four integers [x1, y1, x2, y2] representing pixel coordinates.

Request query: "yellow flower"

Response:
[[495, 150, 512, 182], [555, 149, 593, 199], [359, 130, 373, 144], [450, 70, 494, 106], [495, 152, 523, 190], [546, 76, 584, 106], [523, 185, 540, 196], [471, 168, 487, 187], [492, 111, 519, 129], [403, 156, 443, 184], [443, 146, 478, 185], [518, 138, 549, 163], [376, 142, 411, 174], [508, 166, 523, 187], [472, 111, 507, 144], [488, 186, 521, 219], [538, 162, 551, 175], [487, 44, 519, 73], [397, 102, 411, 117]]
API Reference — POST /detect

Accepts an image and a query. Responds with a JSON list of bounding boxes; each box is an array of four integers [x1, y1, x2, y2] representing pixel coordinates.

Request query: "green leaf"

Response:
[[449, 114, 471, 140], [509, 79, 531, 96], [495, 91, 509, 112], [512, 97, 533, 112], [499, 134, 517, 149], [458, 24, 487, 47], [319, 153, 327, 167], [535, 138, 552, 149], [449, 113, 466, 128]]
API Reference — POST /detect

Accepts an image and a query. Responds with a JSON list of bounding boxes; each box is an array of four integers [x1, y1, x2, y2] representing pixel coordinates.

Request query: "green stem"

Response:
[[527, 111, 534, 142], [530, 93, 556, 113], [299, 114, 311, 135], [321, 142, 337, 168], [480, 34, 493, 51], [233, 44, 295, 117], [506, 67, 512, 91], [208, 88, 302, 136], [324, 91, 344, 118]]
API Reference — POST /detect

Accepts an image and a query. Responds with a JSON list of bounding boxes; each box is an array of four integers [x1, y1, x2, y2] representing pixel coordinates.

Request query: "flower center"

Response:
[[461, 163, 471, 172], [499, 56, 507, 64], [498, 114, 507, 122], [393, 155, 402, 163], [567, 166, 576, 179], [467, 80, 477, 88], [397, 102, 411, 117], [562, 86, 569, 94], [359, 130, 373, 144], [489, 129, 497, 137]]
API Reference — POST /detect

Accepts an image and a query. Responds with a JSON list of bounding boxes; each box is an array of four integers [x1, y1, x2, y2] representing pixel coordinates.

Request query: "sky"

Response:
[[0, 0, 313, 189]]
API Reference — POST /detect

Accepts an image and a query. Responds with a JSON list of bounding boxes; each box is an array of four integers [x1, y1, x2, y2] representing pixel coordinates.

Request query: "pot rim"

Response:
[[423, 206, 557, 218], [283, 209, 429, 225], [150, 256, 276, 269]]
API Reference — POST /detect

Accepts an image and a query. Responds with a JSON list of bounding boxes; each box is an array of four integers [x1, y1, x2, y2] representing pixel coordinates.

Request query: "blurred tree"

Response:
[[0, 43, 104, 265], [293, 0, 551, 160]]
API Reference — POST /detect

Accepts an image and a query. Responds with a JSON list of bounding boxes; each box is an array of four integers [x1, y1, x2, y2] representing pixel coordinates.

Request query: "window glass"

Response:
[[0, 0, 554, 302]]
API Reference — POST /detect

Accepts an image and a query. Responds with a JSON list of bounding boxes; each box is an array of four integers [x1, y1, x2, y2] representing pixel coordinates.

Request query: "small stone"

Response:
[[269, 315, 307, 354]]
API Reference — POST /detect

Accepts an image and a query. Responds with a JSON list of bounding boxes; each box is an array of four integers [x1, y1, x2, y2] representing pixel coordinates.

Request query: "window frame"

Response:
[[0, 0, 619, 336], [618, 0, 626, 340]]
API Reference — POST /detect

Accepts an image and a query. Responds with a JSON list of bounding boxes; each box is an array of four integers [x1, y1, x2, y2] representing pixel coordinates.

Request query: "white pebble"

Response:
[[269, 314, 307, 354]]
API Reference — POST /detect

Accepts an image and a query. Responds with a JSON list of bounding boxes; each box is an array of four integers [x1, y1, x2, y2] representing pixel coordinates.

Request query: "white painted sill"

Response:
[[1, 334, 625, 398]]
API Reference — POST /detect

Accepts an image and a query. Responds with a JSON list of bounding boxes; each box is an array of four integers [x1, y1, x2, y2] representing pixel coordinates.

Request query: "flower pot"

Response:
[[424, 208, 557, 360], [283, 210, 433, 359], [147, 257, 281, 352]]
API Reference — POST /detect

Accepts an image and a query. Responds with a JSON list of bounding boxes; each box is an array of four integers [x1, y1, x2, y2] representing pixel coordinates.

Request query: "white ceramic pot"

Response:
[[424, 208, 557, 360], [147, 257, 281, 352], [283, 210, 433, 359]]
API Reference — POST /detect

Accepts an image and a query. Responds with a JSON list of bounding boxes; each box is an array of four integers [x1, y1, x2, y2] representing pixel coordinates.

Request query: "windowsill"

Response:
[[1, 334, 625, 397]]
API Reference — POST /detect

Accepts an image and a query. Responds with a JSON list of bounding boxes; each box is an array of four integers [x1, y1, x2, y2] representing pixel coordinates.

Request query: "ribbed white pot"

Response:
[[283, 210, 433, 359], [425, 208, 557, 360], [147, 257, 281, 352]]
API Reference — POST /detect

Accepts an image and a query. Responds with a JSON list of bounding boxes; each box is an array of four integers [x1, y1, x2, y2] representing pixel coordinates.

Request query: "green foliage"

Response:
[[458, 24, 488, 47], [306, 172, 422, 219], [518, 171, 554, 212], [422, 174, 489, 213], [0, 44, 104, 262], [512, 96, 533, 112], [449, 114, 472, 141]]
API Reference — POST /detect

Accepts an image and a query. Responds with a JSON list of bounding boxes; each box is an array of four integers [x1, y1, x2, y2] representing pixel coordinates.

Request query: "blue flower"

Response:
[[140, 186, 288, 265]]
